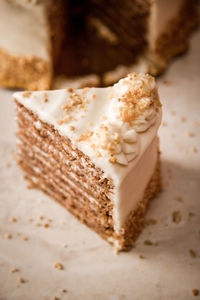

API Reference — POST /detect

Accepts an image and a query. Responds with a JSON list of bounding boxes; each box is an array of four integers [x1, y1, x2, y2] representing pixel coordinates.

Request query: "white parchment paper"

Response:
[[0, 30, 200, 300]]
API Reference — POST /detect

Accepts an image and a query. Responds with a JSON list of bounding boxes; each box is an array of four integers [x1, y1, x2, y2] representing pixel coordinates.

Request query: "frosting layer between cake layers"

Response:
[[14, 73, 162, 232]]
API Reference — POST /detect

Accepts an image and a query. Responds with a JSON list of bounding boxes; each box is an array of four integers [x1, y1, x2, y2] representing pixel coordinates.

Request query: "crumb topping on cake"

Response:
[[14, 73, 161, 168], [76, 73, 161, 165]]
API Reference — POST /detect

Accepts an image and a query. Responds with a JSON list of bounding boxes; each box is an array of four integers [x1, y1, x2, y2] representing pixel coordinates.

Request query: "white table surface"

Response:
[[0, 29, 200, 300]]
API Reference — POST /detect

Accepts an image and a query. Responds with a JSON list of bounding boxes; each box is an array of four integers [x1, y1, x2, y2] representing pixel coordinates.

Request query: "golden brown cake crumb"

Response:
[[43, 223, 49, 228], [22, 91, 32, 98], [62, 289, 67, 293], [22, 236, 28, 241], [192, 289, 199, 296], [53, 262, 63, 270], [172, 211, 182, 224], [191, 146, 198, 153], [144, 240, 153, 246], [18, 277, 25, 284], [139, 255, 144, 259], [11, 217, 17, 223], [187, 131, 195, 137], [189, 249, 197, 258], [4, 233, 12, 239], [179, 116, 186, 122], [10, 268, 19, 273], [66, 88, 73, 93], [35, 222, 41, 227]]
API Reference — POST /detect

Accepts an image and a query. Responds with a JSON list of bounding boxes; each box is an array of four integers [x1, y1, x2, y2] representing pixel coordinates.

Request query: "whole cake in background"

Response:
[[14, 73, 162, 251], [0, 0, 198, 90]]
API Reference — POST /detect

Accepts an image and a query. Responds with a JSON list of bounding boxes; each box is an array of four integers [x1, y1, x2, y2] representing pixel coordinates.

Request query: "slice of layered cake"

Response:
[[14, 73, 162, 251]]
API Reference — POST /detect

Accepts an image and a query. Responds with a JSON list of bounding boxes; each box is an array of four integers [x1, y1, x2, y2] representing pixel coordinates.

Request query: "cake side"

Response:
[[148, 0, 199, 75], [0, 48, 51, 90], [0, 0, 52, 90]]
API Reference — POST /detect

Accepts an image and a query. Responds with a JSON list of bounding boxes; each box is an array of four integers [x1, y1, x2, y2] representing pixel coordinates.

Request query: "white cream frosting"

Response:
[[14, 73, 162, 231], [0, 0, 50, 61]]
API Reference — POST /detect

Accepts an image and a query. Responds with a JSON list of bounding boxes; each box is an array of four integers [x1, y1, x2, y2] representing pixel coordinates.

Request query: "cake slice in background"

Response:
[[0, 0, 198, 90], [14, 73, 162, 251]]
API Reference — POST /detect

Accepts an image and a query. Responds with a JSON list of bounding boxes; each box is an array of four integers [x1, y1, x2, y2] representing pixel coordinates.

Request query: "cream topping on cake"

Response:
[[14, 73, 162, 230], [0, 0, 50, 61]]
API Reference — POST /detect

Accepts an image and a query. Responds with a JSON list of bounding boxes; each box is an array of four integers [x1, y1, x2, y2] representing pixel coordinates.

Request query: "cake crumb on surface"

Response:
[[144, 240, 153, 246], [11, 217, 17, 223], [192, 289, 199, 296], [10, 268, 19, 273], [35, 222, 41, 227], [4, 233, 12, 239], [66, 87, 73, 92], [22, 236, 28, 241], [62, 289, 67, 293], [43, 223, 49, 228], [53, 262, 63, 270], [176, 196, 183, 202], [189, 249, 197, 258], [18, 277, 25, 284], [179, 116, 186, 122], [191, 146, 198, 153], [172, 211, 182, 224], [139, 255, 144, 259], [187, 131, 195, 137]]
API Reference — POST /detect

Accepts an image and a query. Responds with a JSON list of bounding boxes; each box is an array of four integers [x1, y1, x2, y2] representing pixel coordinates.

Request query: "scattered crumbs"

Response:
[[62, 289, 67, 293], [22, 91, 32, 98], [89, 122, 94, 126], [54, 297, 60, 300], [28, 218, 33, 222], [189, 249, 197, 258], [191, 146, 198, 153], [11, 268, 19, 273], [47, 218, 52, 223], [5, 161, 11, 168], [43, 223, 49, 228], [163, 79, 170, 85], [53, 262, 63, 270], [18, 277, 25, 284], [35, 222, 41, 227], [161, 121, 167, 127], [170, 110, 176, 116], [69, 126, 75, 131], [139, 255, 144, 259], [66, 87, 73, 93], [144, 240, 153, 246], [39, 215, 44, 220], [187, 131, 195, 137], [147, 218, 157, 225], [172, 211, 182, 224], [4, 233, 12, 239], [92, 94, 96, 100], [109, 156, 117, 164], [189, 212, 195, 218], [176, 196, 183, 202], [22, 236, 28, 241], [192, 289, 199, 296], [11, 217, 17, 223], [43, 98, 48, 103], [179, 116, 186, 122], [76, 129, 93, 142]]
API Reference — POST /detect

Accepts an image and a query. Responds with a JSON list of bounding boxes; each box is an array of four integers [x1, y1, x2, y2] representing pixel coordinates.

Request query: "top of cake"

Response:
[[14, 73, 162, 184]]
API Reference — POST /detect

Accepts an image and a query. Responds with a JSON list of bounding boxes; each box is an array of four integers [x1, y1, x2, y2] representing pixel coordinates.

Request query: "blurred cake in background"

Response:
[[0, 0, 198, 90]]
